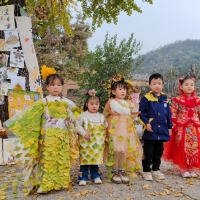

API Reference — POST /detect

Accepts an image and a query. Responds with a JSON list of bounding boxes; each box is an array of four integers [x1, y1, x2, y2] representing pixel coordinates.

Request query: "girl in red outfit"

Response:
[[163, 76, 200, 178]]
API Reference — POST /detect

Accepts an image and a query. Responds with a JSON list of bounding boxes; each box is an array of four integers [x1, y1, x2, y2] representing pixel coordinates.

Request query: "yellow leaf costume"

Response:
[[103, 99, 142, 172], [3, 95, 78, 194], [76, 111, 106, 165]]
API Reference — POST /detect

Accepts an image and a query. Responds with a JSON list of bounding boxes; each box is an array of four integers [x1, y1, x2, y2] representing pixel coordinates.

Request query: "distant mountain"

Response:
[[134, 39, 200, 75]]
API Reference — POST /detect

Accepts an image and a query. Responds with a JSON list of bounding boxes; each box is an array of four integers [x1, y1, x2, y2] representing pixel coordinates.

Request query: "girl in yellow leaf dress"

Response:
[[3, 69, 79, 194], [103, 75, 143, 184], [76, 89, 106, 186]]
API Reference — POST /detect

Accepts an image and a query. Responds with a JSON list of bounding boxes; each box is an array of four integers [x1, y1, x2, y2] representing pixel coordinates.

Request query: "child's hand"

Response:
[[146, 123, 153, 132], [131, 111, 141, 115], [84, 133, 90, 140], [169, 129, 172, 136]]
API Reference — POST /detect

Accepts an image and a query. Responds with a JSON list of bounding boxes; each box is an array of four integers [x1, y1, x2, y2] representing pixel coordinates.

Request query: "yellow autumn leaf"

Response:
[[108, 128, 115, 134], [143, 184, 150, 190], [130, 172, 138, 179], [74, 111, 80, 119], [16, 160, 22, 167], [135, 163, 140, 170], [23, 181, 29, 187], [174, 193, 183, 197], [11, 174, 16, 177], [0, 191, 6, 195], [159, 191, 167, 196], [117, 135, 124, 141], [81, 190, 88, 196], [12, 182, 19, 187], [40, 128, 45, 135], [111, 118, 117, 124], [163, 189, 170, 195], [0, 196, 6, 200], [128, 147, 134, 153], [74, 193, 81, 197], [128, 127, 134, 133], [92, 190, 97, 194]]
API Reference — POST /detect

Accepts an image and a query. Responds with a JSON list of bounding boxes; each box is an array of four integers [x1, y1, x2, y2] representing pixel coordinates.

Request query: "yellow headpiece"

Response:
[[105, 74, 140, 99], [41, 65, 56, 79]]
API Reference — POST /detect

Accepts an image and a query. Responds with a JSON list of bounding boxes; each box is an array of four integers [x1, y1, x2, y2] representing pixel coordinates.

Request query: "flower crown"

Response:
[[41, 65, 56, 79], [104, 74, 140, 100]]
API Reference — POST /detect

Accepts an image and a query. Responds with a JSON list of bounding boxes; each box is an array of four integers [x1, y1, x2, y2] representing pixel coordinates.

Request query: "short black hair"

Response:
[[111, 81, 127, 98], [45, 74, 64, 85], [149, 73, 164, 84]]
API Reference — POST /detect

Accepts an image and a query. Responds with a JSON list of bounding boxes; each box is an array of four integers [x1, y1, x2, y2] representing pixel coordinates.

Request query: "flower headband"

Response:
[[104, 74, 140, 100], [41, 65, 56, 79], [85, 89, 100, 102]]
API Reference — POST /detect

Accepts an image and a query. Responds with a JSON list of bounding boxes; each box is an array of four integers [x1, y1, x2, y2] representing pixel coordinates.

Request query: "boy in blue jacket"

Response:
[[139, 73, 172, 181]]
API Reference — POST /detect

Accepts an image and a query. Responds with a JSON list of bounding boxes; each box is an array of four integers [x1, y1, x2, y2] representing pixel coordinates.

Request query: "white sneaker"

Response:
[[189, 171, 198, 178], [111, 173, 122, 184], [79, 180, 87, 186], [94, 177, 102, 184], [119, 172, 130, 184], [142, 172, 153, 181], [181, 171, 191, 178], [152, 170, 165, 180]]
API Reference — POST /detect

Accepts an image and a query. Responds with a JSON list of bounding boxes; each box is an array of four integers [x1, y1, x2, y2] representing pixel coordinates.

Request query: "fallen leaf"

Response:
[[159, 191, 167, 196], [130, 172, 138, 179], [143, 184, 150, 190], [174, 193, 183, 197], [74, 193, 81, 197], [92, 190, 97, 195], [81, 190, 88, 196]]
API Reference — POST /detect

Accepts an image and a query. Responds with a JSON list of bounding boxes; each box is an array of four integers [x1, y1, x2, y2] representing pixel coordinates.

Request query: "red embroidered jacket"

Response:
[[171, 93, 200, 129]]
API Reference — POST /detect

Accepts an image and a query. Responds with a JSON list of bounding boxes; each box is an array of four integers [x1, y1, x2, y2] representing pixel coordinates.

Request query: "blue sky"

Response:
[[86, 0, 200, 55]]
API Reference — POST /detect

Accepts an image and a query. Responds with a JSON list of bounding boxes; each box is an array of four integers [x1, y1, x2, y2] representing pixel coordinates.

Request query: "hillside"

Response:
[[135, 39, 200, 76]]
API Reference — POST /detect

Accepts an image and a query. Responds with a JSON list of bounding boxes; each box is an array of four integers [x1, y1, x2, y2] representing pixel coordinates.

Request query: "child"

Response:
[[163, 76, 200, 178], [76, 89, 106, 186], [139, 73, 172, 181], [3, 68, 79, 194], [103, 75, 142, 184]]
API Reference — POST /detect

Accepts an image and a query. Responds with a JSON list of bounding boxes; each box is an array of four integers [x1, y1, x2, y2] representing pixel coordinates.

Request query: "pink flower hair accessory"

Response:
[[88, 89, 96, 97]]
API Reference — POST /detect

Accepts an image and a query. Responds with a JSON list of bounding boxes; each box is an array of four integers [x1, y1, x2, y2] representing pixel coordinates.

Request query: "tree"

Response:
[[77, 33, 143, 109], [33, 14, 92, 93], [1, 0, 153, 36], [79, 0, 153, 29]]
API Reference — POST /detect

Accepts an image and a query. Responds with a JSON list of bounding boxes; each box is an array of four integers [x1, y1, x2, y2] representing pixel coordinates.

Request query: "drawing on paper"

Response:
[[0, 5, 15, 30], [4, 30, 20, 49], [10, 49, 24, 68]]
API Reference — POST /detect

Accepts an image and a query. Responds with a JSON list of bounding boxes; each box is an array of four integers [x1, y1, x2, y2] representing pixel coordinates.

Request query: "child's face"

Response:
[[149, 78, 164, 95], [46, 78, 63, 96], [86, 97, 100, 113], [180, 79, 195, 95], [112, 85, 127, 99]]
